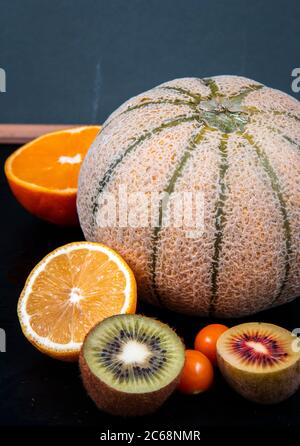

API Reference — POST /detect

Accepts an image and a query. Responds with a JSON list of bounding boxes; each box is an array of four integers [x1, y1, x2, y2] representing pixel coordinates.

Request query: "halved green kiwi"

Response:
[[217, 322, 300, 404], [79, 314, 185, 416]]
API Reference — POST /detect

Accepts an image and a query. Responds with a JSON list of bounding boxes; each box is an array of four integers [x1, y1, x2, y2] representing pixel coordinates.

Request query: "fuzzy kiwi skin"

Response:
[[217, 350, 300, 404], [79, 349, 183, 417]]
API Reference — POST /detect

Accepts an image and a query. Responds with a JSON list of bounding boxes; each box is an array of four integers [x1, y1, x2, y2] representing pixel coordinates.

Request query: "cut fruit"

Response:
[[216, 322, 300, 404], [79, 314, 185, 416], [5, 126, 100, 225], [17, 242, 137, 361]]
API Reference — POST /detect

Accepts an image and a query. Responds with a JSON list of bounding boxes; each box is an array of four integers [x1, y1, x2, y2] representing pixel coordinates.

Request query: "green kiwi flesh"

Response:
[[79, 314, 185, 416], [217, 322, 300, 404]]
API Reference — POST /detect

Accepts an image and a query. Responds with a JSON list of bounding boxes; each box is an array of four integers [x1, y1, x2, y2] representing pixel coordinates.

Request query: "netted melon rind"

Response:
[[77, 76, 300, 317]]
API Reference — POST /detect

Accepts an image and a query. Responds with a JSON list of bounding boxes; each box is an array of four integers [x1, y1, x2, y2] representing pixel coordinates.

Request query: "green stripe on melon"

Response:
[[150, 125, 208, 305], [160, 85, 203, 102], [203, 78, 221, 97], [121, 98, 196, 115], [91, 114, 199, 230], [209, 134, 229, 315], [242, 132, 292, 303]]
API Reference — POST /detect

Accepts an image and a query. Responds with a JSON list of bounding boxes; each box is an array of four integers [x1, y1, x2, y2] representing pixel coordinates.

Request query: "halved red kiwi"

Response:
[[216, 322, 300, 404]]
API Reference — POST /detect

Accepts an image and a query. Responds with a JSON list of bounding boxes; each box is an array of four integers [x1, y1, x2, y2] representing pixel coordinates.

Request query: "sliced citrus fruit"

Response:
[[17, 242, 137, 361], [4, 126, 100, 226]]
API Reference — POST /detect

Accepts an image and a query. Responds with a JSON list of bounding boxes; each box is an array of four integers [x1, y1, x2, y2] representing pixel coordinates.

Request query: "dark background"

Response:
[[0, 0, 299, 125], [1, 0, 300, 438]]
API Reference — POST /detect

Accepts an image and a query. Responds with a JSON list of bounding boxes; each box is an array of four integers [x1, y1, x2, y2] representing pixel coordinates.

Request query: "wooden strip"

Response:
[[0, 124, 82, 144]]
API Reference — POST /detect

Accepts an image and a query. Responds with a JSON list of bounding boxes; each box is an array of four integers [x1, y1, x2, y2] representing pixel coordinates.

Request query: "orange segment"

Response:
[[17, 242, 137, 361], [4, 126, 100, 225]]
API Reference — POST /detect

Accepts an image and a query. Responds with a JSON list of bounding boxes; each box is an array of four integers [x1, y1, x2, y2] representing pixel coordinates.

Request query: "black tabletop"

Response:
[[0, 144, 300, 440]]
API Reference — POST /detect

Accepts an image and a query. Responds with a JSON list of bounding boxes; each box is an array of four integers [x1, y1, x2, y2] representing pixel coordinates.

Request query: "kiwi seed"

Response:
[[79, 314, 185, 416], [217, 322, 300, 404]]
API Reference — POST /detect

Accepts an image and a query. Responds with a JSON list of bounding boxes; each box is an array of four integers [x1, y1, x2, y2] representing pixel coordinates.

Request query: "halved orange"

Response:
[[4, 126, 100, 226], [17, 242, 137, 361]]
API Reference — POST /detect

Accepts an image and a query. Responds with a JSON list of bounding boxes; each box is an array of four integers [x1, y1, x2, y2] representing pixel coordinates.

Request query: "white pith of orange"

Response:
[[17, 242, 137, 361]]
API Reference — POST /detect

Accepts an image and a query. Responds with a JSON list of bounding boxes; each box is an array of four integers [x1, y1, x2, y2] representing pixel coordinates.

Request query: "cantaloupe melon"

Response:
[[77, 76, 300, 317]]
